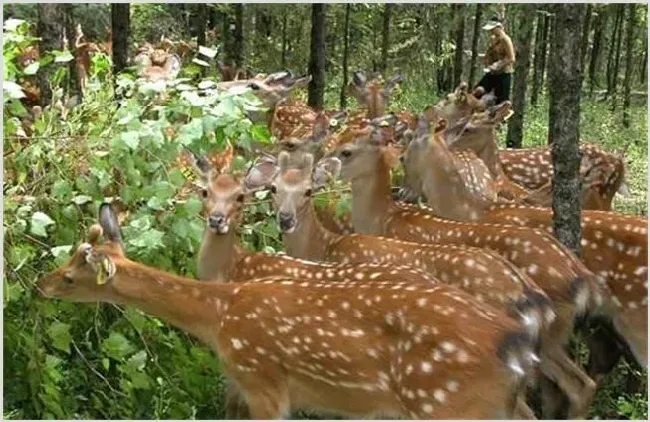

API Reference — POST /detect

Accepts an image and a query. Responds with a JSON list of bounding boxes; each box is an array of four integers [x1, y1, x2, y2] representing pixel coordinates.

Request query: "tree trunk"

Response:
[[308, 4, 326, 110], [233, 4, 244, 68], [111, 3, 129, 80], [37, 4, 64, 107], [468, 3, 483, 86], [606, 5, 622, 99], [530, 9, 546, 106], [281, 12, 288, 68], [380, 3, 392, 73], [611, 4, 625, 109], [506, 4, 535, 149], [641, 36, 648, 86], [548, 3, 585, 256], [207, 5, 217, 30], [453, 4, 466, 87], [63, 4, 81, 102], [196, 4, 207, 47], [622, 4, 637, 127], [539, 12, 551, 93], [589, 6, 608, 96], [580, 4, 593, 72], [340, 4, 351, 109]]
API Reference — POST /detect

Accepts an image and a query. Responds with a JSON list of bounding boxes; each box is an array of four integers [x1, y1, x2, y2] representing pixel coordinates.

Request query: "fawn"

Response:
[[38, 203, 538, 419]]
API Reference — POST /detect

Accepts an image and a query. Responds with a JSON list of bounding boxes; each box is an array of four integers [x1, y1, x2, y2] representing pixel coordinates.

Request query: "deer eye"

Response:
[[248, 83, 261, 91], [341, 150, 352, 158], [236, 194, 245, 203], [63, 275, 74, 285], [270, 185, 277, 194], [201, 189, 208, 198], [305, 189, 313, 197]]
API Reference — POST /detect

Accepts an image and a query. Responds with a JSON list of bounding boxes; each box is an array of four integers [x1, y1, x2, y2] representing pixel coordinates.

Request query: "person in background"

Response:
[[476, 16, 515, 106]]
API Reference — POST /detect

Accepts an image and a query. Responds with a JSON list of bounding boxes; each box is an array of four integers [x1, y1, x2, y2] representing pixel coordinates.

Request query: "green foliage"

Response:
[[3, 9, 648, 420]]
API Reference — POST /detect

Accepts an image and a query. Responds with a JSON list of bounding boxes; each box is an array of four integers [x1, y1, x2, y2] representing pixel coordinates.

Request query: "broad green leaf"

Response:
[[198, 80, 216, 90], [52, 180, 72, 199], [54, 50, 74, 63], [102, 332, 134, 361], [184, 197, 203, 216], [198, 46, 217, 58], [23, 62, 39, 75], [121, 131, 140, 150], [4, 18, 26, 32], [30, 211, 55, 237], [72, 195, 93, 205], [47, 322, 73, 354], [3, 81, 26, 99], [50, 245, 73, 258], [192, 58, 210, 67]]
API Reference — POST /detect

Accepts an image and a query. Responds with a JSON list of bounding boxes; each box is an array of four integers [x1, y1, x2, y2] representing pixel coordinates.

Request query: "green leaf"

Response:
[[23, 62, 39, 75], [3, 81, 26, 99], [30, 211, 55, 237], [198, 80, 216, 90], [47, 322, 73, 354], [121, 131, 140, 150], [52, 180, 72, 200], [198, 46, 217, 59], [54, 50, 74, 63], [192, 58, 210, 67], [50, 245, 72, 258], [4, 18, 26, 32], [102, 332, 134, 361], [72, 195, 93, 205], [184, 197, 203, 217]]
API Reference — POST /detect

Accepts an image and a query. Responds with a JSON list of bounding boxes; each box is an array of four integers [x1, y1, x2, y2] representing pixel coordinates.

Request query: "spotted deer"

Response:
[[56, 202, 540, 418], [133, 48, 181, 82], [478, 205, 648, 383], [263, 150, 555, 343], [329, 123, 610, 418], [441, 96, 631, 210], [435, 81, 498, 128], [399, 107, 506, 221]]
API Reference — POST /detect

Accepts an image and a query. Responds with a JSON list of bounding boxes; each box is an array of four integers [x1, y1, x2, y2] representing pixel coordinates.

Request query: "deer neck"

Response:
[[421, 137, 489, 221], [350, 162, 394, 235], [111, 259, 232, 344], [283, 202, 341, 261], [198, 227, 243, 282]]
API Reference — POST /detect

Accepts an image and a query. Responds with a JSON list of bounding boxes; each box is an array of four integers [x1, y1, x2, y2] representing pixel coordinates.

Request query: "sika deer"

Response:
[[134, 49, 181, 82], [39, 203, 539, 419], [329, 123, 607, 419], [478, 205, 648, 381], [266, 150, 555, 343]]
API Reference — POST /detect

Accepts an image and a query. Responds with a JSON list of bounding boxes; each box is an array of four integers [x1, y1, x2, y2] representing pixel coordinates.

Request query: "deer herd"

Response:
[[38, 68, 647, 420]]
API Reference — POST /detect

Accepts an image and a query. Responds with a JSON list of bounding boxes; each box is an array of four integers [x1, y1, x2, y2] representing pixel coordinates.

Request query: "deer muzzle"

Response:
[[208, 213, 230, 234], [278, 211, 296, 234]]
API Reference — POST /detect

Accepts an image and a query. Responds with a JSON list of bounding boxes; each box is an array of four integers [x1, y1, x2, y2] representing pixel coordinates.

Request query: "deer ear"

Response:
[[328, 110, 348, 129], [134, 52, 152, 70], [164, 54, 182, 79], [300, 153, 315, 178], [98, 203, 124, 249], [183, 148, 212, 181], [352, 71, 366, 88], [312, 113, 330, 139], [384, 74, 404, 94], [381, 144, 403, 169], [244, 156, 280, 193], [278, 150, 291, 171], [490, 101, 513, 122], [292, 75, 311, 90], [82, 245, 116, 285], [312, 157, 341, 190], [434, 118, 448, 134]]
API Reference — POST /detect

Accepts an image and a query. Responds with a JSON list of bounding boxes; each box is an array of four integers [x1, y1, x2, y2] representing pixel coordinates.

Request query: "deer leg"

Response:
[[585, 323, 623, 384], [539, 346, 596, 419], [224, 383, 245, 419], [514, 397, 537, 420], [538, 376, 568, 419], [612, 312, 648, 371]]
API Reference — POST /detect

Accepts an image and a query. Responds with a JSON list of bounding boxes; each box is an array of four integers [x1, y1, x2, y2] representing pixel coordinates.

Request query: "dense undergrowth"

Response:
[[3, 18, 648, 420]]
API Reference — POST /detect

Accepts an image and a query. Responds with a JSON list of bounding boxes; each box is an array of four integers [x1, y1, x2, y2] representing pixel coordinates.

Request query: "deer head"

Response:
[[346, 71, 404, 118], [435, 82, 495, 128], [245, 72, 311, 109], [182, 146, 274, 235], [277, 111, 348, 165], [264, 151, 341, 233], [38, 204, 124, 302]]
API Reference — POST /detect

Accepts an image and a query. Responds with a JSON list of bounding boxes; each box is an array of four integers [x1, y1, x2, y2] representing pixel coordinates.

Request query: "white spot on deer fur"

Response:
[[634, 266, 647, 276], [434, 389, 447, 403], [231, 338, 243, 350], [422, 403, 434, 414], [421, 361, 433, 373], [446, 380, 459, 392], [441, 341, 456, 353]]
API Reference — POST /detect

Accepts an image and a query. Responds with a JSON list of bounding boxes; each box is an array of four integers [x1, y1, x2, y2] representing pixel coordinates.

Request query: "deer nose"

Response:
[[278, 212, 294, 231], [208, 213, 226, 229]]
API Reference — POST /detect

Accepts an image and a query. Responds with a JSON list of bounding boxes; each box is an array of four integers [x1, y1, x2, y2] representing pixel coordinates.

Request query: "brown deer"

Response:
[[478, 205, 648, 384], [264, 150, 555, 341], [328, 122, 608, 419], [441, 96, 630, 210], [133, 46, 181, 82], [399, 108, 504, 221], [38, 203, 538, 419], [435, 82, 498, 128]]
